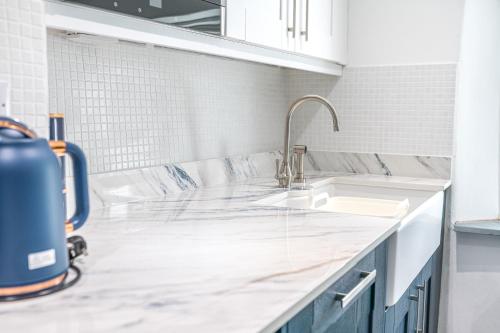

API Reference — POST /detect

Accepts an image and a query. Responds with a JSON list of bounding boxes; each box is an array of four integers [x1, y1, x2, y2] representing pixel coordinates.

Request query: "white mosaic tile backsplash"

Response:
[[0, 0, 48, 137], [47, 30, 457, 174], [47, 31, 288, 173], [289, 65, 456, 157]]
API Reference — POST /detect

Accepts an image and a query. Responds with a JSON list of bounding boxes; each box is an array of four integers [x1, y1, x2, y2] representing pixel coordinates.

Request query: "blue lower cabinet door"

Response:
[[394, 313, 409, 333], [356, 286, 375, 333], [384, 306, 396, 333], [323, 304, 357, 333], [277, 327, 288, 333], [287, 303, 314, 333]]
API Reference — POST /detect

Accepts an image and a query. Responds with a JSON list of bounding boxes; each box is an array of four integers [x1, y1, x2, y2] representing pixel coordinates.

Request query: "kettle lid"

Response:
[[0, 117, 38, 140]]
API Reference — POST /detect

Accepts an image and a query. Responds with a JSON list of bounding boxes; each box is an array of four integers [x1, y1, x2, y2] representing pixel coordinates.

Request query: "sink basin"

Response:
[[269, 190, 410, 218], [316, 196, 409, 217], [256, 177, 444, 306]]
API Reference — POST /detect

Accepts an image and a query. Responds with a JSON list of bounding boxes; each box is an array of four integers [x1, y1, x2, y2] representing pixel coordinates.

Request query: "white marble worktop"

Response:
[[1, 173, 450, 333]]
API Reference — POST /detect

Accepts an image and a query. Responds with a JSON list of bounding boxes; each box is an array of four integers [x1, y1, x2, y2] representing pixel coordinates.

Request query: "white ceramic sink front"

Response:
[[256, 177, 444, 306], [385, 190, 443, 306]]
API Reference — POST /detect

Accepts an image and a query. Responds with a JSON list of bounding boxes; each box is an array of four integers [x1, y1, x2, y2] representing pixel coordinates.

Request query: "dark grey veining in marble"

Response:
[[305, 151, 451, 179], [66, 150, 450, 211], [165, 165, 198, 191]]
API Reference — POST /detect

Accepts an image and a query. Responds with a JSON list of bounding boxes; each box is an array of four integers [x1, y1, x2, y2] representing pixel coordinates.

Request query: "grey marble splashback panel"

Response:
[[67, 151, 281, 210], [66, 150, 451, 211], [305, 151, 451, 179]]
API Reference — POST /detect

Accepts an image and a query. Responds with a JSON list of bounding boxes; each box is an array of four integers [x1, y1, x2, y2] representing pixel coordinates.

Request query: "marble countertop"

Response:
[[1, 174, 450, 333]]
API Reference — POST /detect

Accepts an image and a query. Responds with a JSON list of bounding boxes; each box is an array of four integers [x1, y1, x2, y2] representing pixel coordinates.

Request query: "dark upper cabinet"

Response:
[[63, 0, 226, 35]]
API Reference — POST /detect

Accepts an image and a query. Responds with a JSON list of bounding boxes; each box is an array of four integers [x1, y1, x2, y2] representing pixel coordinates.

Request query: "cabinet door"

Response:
[[388, 282, 418, 333], [226, 1, 246, 40], [330, 0, 348, 64], [245, 0, 283, 49], [282, 0, 298, 52], [323, 300, 358, 333], [277, 242, 386, 333], [388, 255, 435, 333], [287, 303, 314, 333], [390, 288, 410, 333], [295, 0, 348, 63], [296, 0, 332, 59], [323, 285, 374, 333], [407, 281, 421, 333], [420, 252, 441, 333], [284, 295, 373, 333], [426, 248, 443, 333]]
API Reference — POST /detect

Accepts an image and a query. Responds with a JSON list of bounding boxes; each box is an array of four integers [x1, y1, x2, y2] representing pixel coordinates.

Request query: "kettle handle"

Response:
[[66, 142, 89, 232], [51, 141, 90, 232]]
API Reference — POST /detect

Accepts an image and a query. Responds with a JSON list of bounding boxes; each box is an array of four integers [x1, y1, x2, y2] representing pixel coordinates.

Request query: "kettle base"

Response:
[[0, 273, 67, 298], [0, 265, 81, 302]]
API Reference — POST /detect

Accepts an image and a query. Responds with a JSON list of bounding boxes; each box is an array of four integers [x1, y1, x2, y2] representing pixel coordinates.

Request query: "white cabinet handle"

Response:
[[300, 0, 309, 41], [335, 270, 376, 308], [287, 0, 297, 38]]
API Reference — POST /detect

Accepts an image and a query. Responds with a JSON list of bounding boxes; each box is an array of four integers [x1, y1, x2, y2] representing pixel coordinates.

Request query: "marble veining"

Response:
[[66, 151, 282, 211], [2, 173, 449, 333], [165, 165, 199, 191], [66, 151, 450, 212], [305, 151, 452, 179]]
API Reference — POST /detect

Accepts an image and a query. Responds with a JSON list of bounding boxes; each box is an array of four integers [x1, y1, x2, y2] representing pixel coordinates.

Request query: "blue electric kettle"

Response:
[[0, 117, 89, 299]]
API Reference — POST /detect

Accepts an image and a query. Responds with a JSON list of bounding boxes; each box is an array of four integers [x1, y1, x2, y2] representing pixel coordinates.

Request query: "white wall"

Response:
[[448, 232, 500, 333], [444, 0, 500, 332], [289, 0, 465, 158], [452, 0, 500, 222], [0, 1, 48, 137], [348, 0, 464, 66]]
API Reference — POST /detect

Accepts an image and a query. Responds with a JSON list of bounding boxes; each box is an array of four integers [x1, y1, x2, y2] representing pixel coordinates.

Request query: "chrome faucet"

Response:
[[276, 95, 340, 188]]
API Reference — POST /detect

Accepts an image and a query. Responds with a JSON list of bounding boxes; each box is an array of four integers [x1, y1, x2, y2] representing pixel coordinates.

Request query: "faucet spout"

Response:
[[278, 95, 340, 188]]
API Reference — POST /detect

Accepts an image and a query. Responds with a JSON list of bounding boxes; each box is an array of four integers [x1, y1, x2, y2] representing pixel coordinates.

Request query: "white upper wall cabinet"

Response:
[[226, 0, 348, 63], [283, 0, 298, 52], [227, 0, 284, 50], [226, 1, 246, 40], [280, 0, 348, 64], [330, 0, 349, 64], [46, 0, 346, 74], [245, 0, 283, 49], [297, 0, 336, 60]]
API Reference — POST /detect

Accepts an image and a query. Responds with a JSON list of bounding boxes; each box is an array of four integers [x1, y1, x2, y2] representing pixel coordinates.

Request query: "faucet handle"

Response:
[[275, 159, 281, 180], [293, 144, 307, 184], [293, 144, 307, 155]]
